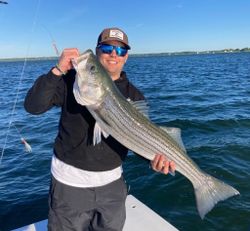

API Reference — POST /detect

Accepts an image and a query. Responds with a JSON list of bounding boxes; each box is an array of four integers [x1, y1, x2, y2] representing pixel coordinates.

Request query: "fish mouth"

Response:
[[72, 49, 93, 70], [81, 49, 94, 59]]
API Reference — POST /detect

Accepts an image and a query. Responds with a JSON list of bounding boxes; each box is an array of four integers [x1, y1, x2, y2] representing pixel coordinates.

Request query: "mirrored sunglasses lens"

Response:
[[115, 47, 127, 56], [99, 45, 127, 56], [100, 45, 113, 54]]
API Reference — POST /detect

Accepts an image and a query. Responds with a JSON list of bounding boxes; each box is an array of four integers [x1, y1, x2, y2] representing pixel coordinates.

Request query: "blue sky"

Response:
[[0, 0, 249, 58]]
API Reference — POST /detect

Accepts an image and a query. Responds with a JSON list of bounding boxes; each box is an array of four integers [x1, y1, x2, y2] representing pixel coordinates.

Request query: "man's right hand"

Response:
[[52, 48, 80, 76]]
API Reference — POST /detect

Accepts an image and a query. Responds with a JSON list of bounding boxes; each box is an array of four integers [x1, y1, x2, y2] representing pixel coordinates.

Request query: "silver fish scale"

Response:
[[102, 98, 156, 157], [74, 50, 239, 219], [95, 91, 204, 184]]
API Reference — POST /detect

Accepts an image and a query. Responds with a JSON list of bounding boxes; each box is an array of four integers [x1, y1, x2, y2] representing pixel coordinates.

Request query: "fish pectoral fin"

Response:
[[128, 99, 150, 118], [160, 126, 186, 152], [93, 122, 109, 145]]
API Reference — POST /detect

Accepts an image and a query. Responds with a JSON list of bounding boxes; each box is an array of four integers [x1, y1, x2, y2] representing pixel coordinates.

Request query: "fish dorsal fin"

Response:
[[93, 122, 109, 145], [160, 126, 186, 152], [128, 99, 149, 118]]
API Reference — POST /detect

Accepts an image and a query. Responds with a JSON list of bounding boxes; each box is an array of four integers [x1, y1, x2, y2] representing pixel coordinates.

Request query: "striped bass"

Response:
[[72, 49, 239, 219]]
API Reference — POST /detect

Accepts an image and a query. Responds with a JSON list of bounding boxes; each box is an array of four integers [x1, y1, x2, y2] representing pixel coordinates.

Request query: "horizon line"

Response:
[[0, 47, 249, 61]]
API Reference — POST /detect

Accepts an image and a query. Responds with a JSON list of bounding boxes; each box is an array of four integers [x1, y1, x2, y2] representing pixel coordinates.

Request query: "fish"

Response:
[[72, 49, 239, 219]]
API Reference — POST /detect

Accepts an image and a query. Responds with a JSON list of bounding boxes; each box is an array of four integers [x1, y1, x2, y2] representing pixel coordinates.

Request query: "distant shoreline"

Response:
[[0, 48, 249, 62]]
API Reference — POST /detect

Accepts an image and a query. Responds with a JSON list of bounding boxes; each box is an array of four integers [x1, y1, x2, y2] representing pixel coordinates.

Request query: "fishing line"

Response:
[[11, 122, 32, 153], [0, 0, 41, 164], [41, 24, 60, 57]]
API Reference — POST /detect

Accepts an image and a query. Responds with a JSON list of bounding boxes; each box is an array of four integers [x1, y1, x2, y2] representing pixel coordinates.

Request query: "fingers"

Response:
[[169, 160, 176, 176], [151, 153, 161, 170], [57, 48, 80, 73], [151, 154, 176, 175]]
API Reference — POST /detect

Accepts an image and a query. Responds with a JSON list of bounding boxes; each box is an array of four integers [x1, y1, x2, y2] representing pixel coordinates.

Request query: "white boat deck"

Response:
[[13, 195, 178, 231]]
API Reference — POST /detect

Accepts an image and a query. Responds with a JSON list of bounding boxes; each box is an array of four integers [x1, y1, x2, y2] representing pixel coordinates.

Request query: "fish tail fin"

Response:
[[193, 173, 239, 219]]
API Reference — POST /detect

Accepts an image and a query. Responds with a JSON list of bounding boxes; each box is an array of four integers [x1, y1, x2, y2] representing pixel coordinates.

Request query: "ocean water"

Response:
[[0, 53, 249, 231]]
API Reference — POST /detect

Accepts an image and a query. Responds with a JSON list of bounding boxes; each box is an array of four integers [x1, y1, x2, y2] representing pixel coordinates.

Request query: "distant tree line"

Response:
[[222, 47, 250, 53], [1, 47, 250, 61]]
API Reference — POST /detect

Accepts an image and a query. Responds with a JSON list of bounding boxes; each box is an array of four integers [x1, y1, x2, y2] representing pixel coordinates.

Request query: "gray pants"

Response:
[[48, 176, 127, 231]]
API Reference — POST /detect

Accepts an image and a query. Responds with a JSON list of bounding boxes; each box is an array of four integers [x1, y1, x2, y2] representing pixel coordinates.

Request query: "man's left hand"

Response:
[[151, 154, 176, 175]]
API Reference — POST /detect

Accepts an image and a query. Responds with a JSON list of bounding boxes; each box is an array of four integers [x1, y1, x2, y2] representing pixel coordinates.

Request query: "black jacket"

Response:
[[24, 69, 145, 171]]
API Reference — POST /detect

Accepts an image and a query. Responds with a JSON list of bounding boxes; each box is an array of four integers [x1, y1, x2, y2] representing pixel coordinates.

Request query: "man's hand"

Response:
[[151, 154, 176, 175], [52, 48, 80, 76]]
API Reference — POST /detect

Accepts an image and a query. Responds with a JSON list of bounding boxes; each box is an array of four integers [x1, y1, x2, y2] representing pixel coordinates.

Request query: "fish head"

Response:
[[73, 49, 108, 109]]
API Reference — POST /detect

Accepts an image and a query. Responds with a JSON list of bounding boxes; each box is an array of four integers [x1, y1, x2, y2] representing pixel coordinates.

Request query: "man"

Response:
[[24, 27, 175, 231]]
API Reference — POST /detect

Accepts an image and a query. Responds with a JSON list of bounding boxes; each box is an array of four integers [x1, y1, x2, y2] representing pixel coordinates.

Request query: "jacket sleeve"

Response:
[[24, 69, 65, 115], [128, 82, 145, 102]]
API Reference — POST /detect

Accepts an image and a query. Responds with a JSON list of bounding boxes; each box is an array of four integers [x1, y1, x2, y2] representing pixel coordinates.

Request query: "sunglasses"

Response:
[[97, 44, 128, 57]]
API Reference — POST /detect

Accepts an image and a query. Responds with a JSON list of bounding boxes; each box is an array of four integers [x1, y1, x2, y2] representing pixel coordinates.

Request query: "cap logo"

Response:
[[109, 29, 124, 40]]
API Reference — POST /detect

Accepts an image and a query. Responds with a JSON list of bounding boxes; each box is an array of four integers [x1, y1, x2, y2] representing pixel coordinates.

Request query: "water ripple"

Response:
[[1, 53, 250, 230]]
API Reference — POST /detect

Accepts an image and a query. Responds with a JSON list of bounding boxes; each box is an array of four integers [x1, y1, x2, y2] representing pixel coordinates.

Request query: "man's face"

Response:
[[96, 40, 128, 80]]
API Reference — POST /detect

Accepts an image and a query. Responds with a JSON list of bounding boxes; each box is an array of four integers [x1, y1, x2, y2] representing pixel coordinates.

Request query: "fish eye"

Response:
[[90, 65, 96, 73]]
